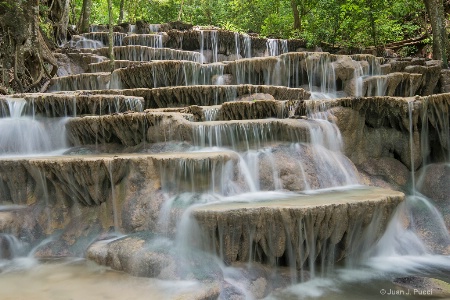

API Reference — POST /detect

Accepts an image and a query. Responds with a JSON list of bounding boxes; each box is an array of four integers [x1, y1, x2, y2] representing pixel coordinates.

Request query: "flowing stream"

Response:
[[0, 26, 449, 299]]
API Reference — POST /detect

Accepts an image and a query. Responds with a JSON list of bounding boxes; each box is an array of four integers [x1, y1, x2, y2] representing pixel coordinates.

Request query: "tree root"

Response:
[[22, 31, 58, 92], [13, 43, 24, 93]]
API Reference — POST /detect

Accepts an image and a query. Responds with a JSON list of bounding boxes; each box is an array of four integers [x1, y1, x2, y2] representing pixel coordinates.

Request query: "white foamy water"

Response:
[[0, 99, 68, 156]]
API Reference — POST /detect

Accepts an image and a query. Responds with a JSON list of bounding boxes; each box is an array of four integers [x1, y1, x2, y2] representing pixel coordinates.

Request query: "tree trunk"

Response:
[[291, 0, 301, 30], [367, 0, 377, 45], [118, 0, 125, 24], [0, 0, 57, 92], [78, 0, 93, 33], [107, 0, 115, 73], [178, 0, 185, 21], [424, 0, 448, 67], [49, 0, 71, 45]]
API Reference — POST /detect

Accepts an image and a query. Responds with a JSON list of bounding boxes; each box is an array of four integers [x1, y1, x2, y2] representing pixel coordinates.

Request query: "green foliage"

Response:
[[398, 45, 418, 57], [218, 21, 244, 33], [69, 0, 427, 49]]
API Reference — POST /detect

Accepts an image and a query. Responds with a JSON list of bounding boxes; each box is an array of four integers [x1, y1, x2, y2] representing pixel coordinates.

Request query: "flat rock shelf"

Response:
[[192, 187, 404, 267]]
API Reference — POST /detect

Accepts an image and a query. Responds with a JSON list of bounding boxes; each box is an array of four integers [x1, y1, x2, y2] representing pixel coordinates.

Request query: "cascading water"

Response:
[[243, 34, 252, 58], [275, 97, 450, 299], [306, 54, 337, 99], [353, 64, 364, 97], [301, 100, 360, 187], [68, 37, 104, 49], [351, 98, 450, 292], [2, 23, 450, 300], [0, 99, 67, 156], [198, 30, 219, 63], [266, 39, 288, 57]]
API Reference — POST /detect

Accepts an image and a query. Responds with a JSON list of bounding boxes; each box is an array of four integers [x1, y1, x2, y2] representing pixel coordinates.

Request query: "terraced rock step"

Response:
[[191, 187, 404, 267], [82, 85, 310, 109], [65, 112, 313, 147], [0, 93, 144, 117], [93, 46, 203, 63], [49, 53, 338, 92], [123, 34, 167, 47], [50, 52, 442, 99], [362, 72, 422, 97], [75, 29, 306, 57], [0, 152, 239, 206]]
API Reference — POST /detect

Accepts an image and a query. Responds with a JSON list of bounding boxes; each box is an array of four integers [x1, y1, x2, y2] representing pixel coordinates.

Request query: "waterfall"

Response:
[[234, 33, 240, 58], [306, 54, 337, 99], [243, 35, 252, 58], [67, 37, 104, 49], [354, 64, 364, 97], [198, 30, 218, 63], [304, 102, 360, 187], [266, 39, 288, 56], [3, 21, 450, 300], [0, 234, 26, 259], [353, 97, 450, 281], [0, 99, 67, 155]]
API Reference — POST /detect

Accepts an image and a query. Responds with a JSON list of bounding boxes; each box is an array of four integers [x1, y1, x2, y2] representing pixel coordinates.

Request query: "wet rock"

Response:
[[332, 56, 358, 82], [94, 46, 202, 63], [358, 157, 410, 191], [380, 63, 391, 75], [417, 164, 450, 204], [227, 262, 308, 298], [295, 96, 447, 171], [47, 85, 309, 109], [65, 112, 312, 147], [0, 212, 15, 232], [88, 60, 141, 73], [439, 69, 450, 93], [123, 33, 170, 47], [192, 187, 404, 267], [362, 72, 421, 97], [235, 93, 275, 102], [54, 53, 85, 76], [87, 234, 224, 281], [2, 93, 144, 117], [416, 163, 450, 230], [211, 74, 233, 85], [0, 234, 22, 259], [48, 72, 112, 92], [394, 276, 450, 298], [404, 63, 441, 95], [219, 99, 281, 120], [80, 32, 127, 47], [0, 152, 246, 254]]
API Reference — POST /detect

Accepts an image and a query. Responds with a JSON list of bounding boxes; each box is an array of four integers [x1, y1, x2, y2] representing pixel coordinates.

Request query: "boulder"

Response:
[[417, 163, 450, 204], [357, 157, 410, 191], [394, 277, 450, 298]]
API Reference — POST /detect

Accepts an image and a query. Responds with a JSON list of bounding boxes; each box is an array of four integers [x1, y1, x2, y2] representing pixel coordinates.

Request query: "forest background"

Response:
[[72, 0, 447, 54], [0, 0, 449, 93]]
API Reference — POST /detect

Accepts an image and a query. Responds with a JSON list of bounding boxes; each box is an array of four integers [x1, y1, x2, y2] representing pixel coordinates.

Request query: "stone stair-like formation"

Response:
[[1, 22, 450, 297]]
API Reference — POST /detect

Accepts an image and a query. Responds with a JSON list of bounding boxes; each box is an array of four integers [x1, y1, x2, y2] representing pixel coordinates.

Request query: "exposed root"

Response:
[[13, 43, 24, 93]]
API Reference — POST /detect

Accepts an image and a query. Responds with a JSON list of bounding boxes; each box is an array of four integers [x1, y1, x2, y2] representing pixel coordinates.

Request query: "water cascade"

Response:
[[266, 39, 288, 57], [199, 30, 219, 63], [0, 98, 66, 155], [0, 22, 449, 300], [123, 34, 164, 48]]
